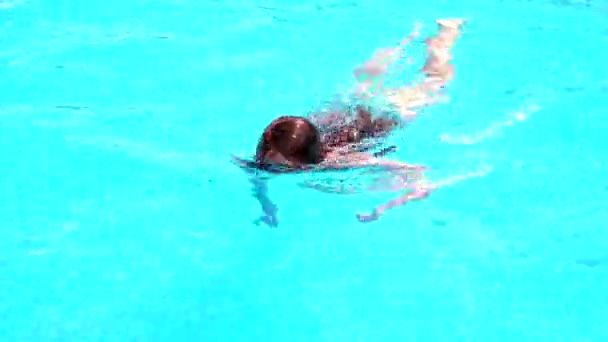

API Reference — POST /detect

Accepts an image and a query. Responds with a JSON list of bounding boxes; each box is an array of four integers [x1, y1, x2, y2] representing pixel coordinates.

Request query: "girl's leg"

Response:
[[352, 23, 422, 99], [384, 19, 464, 118]]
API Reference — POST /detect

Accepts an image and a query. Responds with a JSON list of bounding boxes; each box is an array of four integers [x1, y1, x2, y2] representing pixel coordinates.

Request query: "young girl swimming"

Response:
[[234, 19, 465, 223]]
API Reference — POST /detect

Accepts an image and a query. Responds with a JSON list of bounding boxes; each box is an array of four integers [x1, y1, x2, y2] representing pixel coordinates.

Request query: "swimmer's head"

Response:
[[255, 116, 323, 168]]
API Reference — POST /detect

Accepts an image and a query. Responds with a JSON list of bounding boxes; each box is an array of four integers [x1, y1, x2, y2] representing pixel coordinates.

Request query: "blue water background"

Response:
[[1, 0, 608, 340]]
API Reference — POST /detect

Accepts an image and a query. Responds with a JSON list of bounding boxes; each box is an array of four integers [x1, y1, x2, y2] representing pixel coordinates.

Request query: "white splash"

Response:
[[440, 103, 542, 145]]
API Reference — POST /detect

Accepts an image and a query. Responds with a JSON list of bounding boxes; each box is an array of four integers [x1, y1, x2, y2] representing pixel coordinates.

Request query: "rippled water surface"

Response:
[[1, 0, 608, 341]]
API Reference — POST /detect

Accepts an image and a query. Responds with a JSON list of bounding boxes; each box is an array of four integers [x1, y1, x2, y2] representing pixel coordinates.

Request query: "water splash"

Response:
[[440, 103, 543, 145]]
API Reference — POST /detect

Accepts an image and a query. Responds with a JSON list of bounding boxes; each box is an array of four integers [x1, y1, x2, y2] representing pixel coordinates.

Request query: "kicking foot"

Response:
[[436, 18, 465, 31]]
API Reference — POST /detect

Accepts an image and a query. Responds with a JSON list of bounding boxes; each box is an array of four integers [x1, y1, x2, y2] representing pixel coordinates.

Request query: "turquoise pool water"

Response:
[[2, 0, 608, 340]]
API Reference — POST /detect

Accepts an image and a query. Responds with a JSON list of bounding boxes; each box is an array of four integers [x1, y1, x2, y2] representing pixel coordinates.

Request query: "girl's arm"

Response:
[[320, 151, 426, 172], [356, 186, 431, 222], [299, 151, 426, 195], [231, 155, 280, 227], [356, 166, 492, 222]]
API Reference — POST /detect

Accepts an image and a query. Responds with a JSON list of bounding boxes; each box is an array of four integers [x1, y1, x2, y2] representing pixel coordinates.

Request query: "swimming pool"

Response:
[[1, 0, 608, 340]]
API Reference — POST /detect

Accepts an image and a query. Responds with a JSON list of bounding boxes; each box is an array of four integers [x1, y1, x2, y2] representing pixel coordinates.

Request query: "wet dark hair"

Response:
[[251, 106, 399, 172], [255, 116, 323, 170]]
